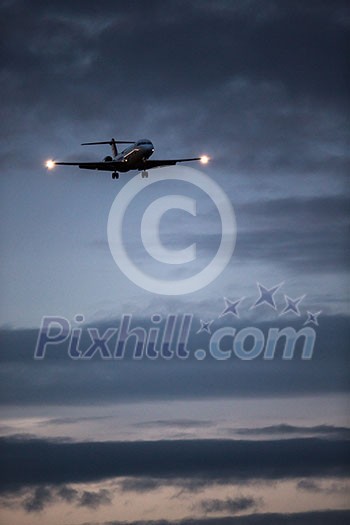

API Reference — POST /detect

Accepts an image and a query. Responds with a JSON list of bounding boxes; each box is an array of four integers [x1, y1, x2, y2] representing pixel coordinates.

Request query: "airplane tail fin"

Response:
[[81, 138, 134, 158]]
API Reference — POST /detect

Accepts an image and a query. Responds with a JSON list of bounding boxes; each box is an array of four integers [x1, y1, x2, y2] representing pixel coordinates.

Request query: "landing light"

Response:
[[200, 155, 210, 164], [46, 159, 55, 170]]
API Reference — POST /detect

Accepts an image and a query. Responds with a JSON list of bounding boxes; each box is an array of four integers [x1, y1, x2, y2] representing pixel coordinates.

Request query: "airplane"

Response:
[[46, 138, 209, 179]]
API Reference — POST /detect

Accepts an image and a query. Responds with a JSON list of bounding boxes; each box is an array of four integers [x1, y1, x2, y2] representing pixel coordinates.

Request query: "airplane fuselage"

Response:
[[112, 139, 154, 172]]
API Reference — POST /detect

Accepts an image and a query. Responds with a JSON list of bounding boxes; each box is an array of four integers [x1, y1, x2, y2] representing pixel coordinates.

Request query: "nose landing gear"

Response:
[[141, 171, 149, 178], [112, 172, 119, 180]]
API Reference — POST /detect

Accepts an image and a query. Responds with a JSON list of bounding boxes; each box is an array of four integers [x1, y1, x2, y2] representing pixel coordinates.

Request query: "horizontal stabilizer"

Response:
[[81, 139, 134, 146]]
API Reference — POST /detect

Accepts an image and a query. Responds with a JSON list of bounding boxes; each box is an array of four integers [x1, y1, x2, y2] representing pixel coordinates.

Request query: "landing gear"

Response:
[[112, 172, 119, 180], [141, 171, 149, 178]]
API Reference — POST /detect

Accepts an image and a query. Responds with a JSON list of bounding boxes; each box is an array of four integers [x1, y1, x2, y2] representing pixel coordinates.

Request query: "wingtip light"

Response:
[[200, 155, 210, 164], [46, 159, 55, 170]]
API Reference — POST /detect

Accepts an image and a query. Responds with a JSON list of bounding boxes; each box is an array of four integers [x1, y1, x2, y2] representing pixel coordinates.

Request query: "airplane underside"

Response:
[[111, 167, 149, 179]]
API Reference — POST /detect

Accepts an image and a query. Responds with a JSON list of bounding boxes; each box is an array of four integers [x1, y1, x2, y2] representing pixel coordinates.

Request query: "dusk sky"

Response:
[[0, 1, 349, 524]]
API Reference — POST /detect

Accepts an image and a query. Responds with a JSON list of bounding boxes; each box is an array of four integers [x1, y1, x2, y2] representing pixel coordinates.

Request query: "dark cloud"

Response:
[[0, 0, 348, 182], [233, 424, 350, 438], [22, 485, 54, 512], [0, 435, 349, 492], [119, 476, 220, 494], [56, 484, 79, 502], [0, 315, 349, 406], [176, 194, 349, 275], [78, 488, 112, 509], [1, 0, 348, 106], [118, 478, 164, 493], [297, 478, 349, 495], [134, 419, 213, 429], [40, 415, 112, 426], [62, 508, 350, 525], [199, 495, 261, 514], [234, 195, 350, 272], [1, 483, 112, 513]]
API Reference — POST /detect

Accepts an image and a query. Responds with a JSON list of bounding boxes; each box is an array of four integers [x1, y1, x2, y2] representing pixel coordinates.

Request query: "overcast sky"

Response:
[[0, 1, 349, 524]]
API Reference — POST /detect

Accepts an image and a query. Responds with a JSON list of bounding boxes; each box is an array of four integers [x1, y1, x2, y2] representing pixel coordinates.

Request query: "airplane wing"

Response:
[[141, 158, 201, 169], [54, 161, 125, 172], [53, 157, 205, 172]]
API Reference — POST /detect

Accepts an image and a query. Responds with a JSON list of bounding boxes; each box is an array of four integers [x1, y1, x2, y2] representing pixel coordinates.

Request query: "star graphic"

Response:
[[250, 282, 284, 310], [280, 294, 306, 316], [304, 310, 322, 326], [196, 320, 213, 334], [219, 296, 245, 318]]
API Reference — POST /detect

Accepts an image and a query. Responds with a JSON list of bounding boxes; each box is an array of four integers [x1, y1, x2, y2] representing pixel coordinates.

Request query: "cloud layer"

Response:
[[1, 434, 349, 491]]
